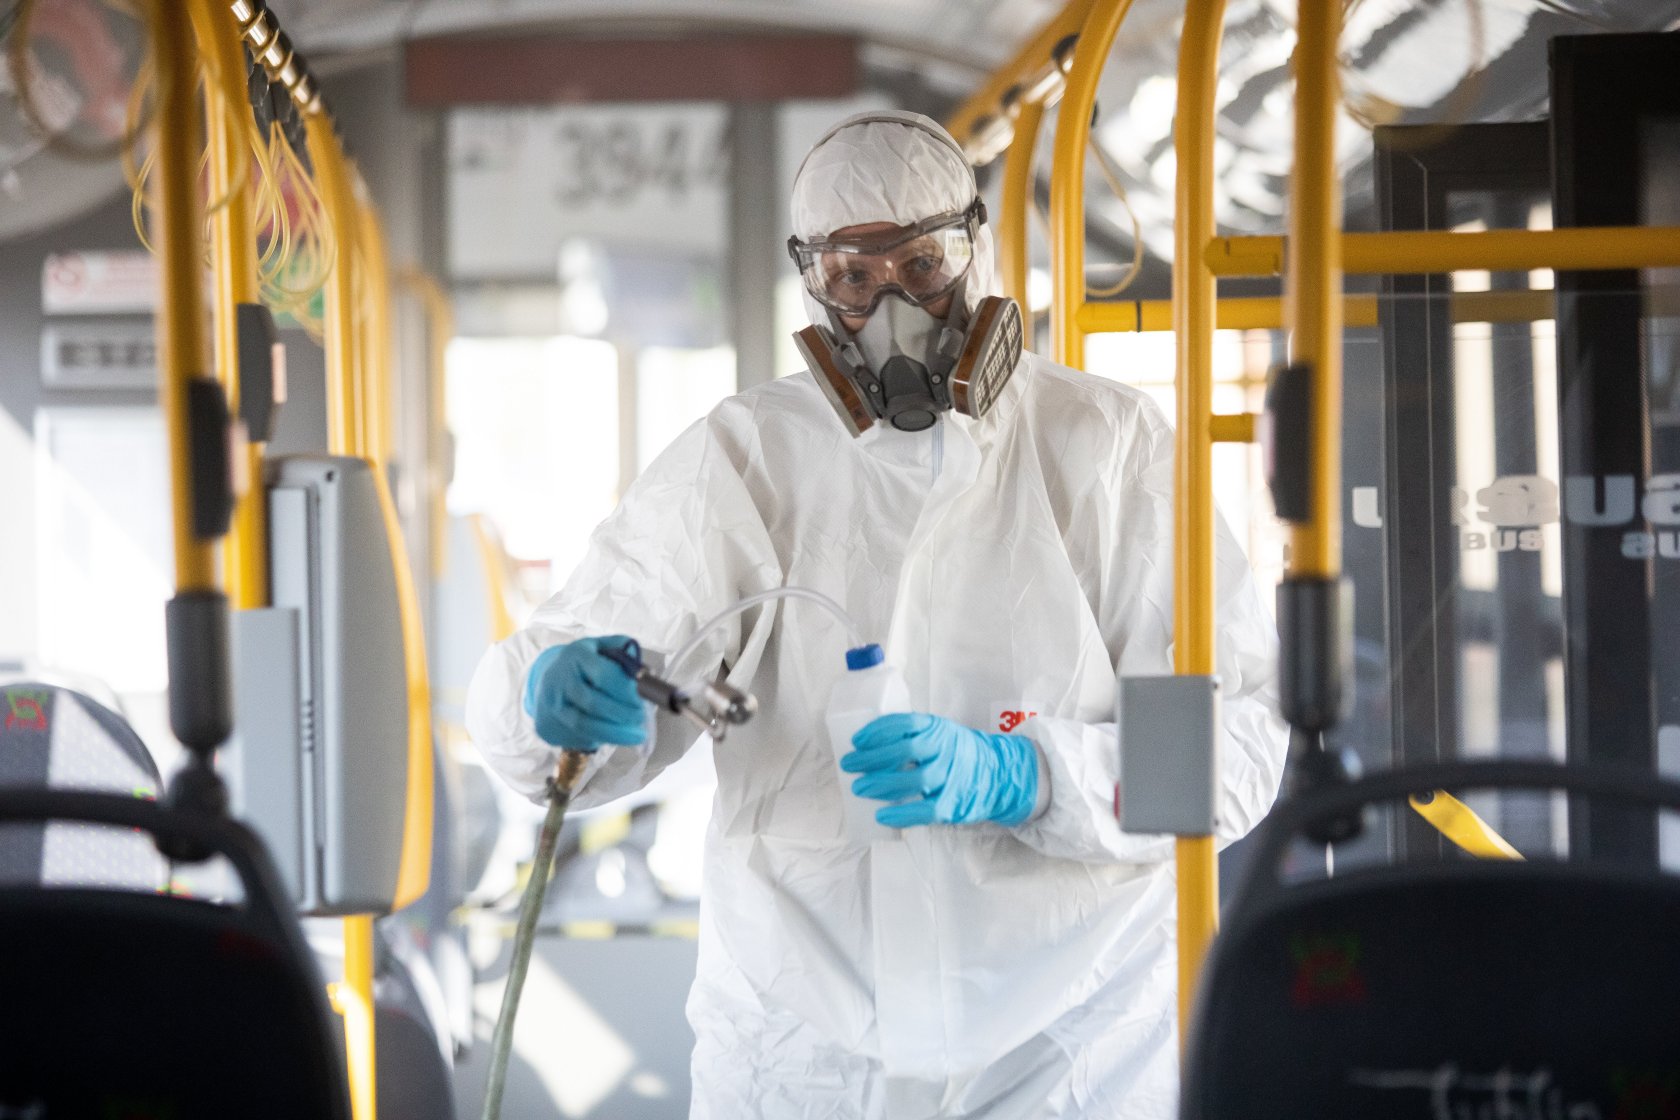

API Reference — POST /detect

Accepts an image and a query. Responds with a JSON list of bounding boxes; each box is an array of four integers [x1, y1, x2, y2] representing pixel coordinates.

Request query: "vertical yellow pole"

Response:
[[303, 112, 379, 1120], [326, 147, 434, 921], [999, 101, 1046, 353], [188, 0, 267, 610], [305, 115, 361, 459], [1288, 0, 1344, 580], [1048, 0, 1137, 369], [354, 192, 433, 917], [358, 194, 394, 466], [148, 0, 214, 593], [352, 247, 371, 459], [1171, 0, 1230, 1042], [468, 516, 517, 642], [340, 912, 378, 1120], [369, 225, 437, 916]]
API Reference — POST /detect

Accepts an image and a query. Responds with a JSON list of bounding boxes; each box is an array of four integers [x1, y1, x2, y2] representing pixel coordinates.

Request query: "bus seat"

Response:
[[0, 789, 352, 1119], [0, 681, 166, 889], [1182, 761, 1680, 1120], [390, 739, 476, 1057], [303, 913, 461, 1117], [377, 1001, 458, 1120], [375, 932, 459, 1119]]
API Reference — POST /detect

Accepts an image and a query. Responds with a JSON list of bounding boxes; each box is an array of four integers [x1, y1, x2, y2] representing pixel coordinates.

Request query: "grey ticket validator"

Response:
[[227, 456, 411, 914]]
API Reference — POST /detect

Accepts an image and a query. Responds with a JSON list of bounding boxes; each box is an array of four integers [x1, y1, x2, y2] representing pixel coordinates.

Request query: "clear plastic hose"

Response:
[[668, 587, 863, 683]]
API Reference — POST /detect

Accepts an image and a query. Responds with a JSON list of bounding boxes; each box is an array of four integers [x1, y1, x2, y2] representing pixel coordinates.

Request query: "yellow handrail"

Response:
[[305, 116, 361, 459], [469, 515, 518, 643], [999, 100, 1046, 351], [1049, 0, 1138, 369], [1209, 413, 1256, 445], [1170, 0, 1229, 1042], [342, 168, 433, 926], [372, 249, 437, 918], [357, 251, 438, 920], [1211, 226, 1680, 277], [301, 107, 380, 1120], [328, 159, 433, 929], [1287, 0, 1344, 582], [188, 0, 266, 611], [1078, 290, 1560, 333], [337, 913, 379, 1120], [947, 0, 1095, 158], [150, 0, 214, 595], [358, 196, 395, 466], [379, 437, 437, 917]]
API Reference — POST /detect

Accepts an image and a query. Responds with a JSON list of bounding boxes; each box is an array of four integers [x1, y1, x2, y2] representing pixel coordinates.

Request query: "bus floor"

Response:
[[455, 919, 700, 1118]]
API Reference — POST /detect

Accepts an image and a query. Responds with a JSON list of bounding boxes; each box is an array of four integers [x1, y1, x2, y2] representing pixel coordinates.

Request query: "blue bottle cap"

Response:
[[845, 644, 885, 671]]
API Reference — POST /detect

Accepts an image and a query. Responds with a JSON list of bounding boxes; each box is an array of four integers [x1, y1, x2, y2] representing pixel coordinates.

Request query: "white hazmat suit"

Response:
[[467, 112, 1288, 1119]]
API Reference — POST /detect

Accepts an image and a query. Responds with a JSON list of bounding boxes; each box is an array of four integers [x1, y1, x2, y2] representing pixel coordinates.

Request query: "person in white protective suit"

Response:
[[466, 109, 1288, 1119]]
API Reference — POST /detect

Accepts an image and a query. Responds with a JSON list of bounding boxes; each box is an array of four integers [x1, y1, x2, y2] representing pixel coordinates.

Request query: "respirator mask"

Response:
[[788, 200, 1023, 437]]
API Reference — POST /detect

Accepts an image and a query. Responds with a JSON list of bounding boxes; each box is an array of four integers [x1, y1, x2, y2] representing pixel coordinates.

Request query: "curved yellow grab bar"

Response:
[[998, 100, 1046, 352], [1048, 0, 1138, 369]]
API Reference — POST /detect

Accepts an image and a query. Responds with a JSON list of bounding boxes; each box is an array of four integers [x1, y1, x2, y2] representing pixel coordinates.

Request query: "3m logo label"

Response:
[[997, 709, 1038, 733]]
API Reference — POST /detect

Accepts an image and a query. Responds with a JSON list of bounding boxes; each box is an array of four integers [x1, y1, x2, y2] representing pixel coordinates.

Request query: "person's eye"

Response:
[[906, 256, 941, 276]]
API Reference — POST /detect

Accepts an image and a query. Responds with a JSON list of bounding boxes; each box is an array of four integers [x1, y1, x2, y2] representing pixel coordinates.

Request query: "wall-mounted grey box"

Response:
[[1118, 674, 1220, 836]]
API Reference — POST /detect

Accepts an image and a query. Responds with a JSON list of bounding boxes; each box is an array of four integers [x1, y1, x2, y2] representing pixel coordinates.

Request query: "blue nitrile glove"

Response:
[[522, 635, 647, 751], [840, 712, 1039, 828]]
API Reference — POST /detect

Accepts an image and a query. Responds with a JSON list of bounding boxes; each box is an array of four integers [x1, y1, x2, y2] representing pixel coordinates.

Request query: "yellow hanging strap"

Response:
[[1409, 791, 1524, 861]]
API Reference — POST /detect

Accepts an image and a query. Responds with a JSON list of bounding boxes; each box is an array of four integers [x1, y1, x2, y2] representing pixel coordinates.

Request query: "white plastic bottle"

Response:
[[825, 644, 910, 844]]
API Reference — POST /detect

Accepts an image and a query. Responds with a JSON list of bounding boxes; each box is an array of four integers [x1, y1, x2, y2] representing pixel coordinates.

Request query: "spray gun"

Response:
[[599, 637, 757, 741], [481, 637, 757, 1120]]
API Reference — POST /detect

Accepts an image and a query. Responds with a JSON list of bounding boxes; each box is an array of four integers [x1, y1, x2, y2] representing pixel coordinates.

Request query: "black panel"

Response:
[[1551, 32, 1680, 864]]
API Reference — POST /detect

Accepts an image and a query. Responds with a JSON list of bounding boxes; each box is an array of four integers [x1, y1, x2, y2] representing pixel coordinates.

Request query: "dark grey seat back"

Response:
[[1183, 762, 1680, 1120], [0, 789, 353, 1119]]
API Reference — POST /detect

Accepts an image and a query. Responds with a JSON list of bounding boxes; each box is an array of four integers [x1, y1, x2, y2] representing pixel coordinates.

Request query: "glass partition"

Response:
[[1329, 285, 1680, 868]]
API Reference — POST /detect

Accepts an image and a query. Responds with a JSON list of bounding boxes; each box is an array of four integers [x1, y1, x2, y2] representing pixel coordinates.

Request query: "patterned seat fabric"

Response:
[[0, 682, 168, 889]]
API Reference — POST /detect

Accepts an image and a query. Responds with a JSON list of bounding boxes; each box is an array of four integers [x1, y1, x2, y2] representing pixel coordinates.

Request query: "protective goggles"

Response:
[[787, 199, 985, 317]]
